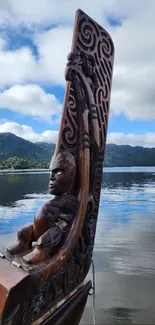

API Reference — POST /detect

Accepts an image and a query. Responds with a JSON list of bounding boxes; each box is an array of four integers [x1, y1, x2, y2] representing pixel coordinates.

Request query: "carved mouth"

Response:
[[49, 181, 55, 189]]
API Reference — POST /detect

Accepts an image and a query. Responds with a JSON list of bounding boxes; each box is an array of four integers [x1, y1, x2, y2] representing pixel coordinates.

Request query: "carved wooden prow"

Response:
[[0, 9, 114, 325]]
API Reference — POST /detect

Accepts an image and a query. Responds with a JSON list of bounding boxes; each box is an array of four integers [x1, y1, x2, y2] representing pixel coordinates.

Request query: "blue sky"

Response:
[[0, 0, 155, 147]]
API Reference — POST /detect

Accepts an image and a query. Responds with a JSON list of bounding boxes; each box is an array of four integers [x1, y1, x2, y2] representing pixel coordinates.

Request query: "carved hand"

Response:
[[7, 224, 35, 255]]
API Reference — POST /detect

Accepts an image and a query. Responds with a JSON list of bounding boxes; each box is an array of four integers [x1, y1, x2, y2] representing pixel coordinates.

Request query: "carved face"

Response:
[[49, 151, 76, 195], [66, 51, 98, 87]]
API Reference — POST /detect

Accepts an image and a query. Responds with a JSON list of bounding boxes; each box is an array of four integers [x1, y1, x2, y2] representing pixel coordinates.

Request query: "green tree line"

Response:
[[0, 157, 49, 170]]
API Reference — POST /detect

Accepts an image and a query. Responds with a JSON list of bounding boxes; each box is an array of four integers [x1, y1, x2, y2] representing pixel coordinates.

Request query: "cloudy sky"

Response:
[[0, 0, 155, 147]]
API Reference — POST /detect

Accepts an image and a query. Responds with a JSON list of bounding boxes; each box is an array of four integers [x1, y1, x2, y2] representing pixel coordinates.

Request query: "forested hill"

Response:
[[0, 133, 54, 162], [0, 133, 155, 168], [104, 144, 155, 167]]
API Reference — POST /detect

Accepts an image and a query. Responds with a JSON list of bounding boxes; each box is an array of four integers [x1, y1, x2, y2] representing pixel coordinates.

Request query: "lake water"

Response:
[[0, 167, 155, 324]]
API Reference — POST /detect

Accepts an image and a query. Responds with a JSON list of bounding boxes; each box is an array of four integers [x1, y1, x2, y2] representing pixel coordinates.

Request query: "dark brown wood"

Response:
[[33, 281, 92, 325], [0, 9, 114, 325]]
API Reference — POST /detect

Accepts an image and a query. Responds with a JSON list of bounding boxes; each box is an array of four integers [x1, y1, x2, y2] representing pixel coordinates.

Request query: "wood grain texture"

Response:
[[0, 9, 114, 325]]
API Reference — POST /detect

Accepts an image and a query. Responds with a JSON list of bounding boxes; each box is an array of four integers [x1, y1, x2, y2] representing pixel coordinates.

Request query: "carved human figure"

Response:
[[8, 151, 78, 264]]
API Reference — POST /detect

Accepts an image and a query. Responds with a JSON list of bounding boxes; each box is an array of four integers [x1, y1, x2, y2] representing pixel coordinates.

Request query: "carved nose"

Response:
[[50, 172, 55, 181]]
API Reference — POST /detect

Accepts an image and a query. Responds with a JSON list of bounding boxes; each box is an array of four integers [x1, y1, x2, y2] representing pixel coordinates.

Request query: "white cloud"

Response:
[[0, 26, 72, 88], [0, 47, 37, 88], [0, 0, 109, 27], [0, 37, 6, 50], [0, 122, 58, 143], [34, 26, 73, 85], [0, 84, 62, 120], [0, 121, 155, 147], [109, 0, 155, 120], [107, 132, 155, 148], [0, 0, 154, 121]]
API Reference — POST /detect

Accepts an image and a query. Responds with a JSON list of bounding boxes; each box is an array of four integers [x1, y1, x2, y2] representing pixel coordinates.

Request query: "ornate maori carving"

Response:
[[7, 151, 78, 264], [0, 9, 114, 325]]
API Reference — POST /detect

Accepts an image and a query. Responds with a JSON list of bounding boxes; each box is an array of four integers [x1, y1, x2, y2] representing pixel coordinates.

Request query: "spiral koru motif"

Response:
[[21, 12, 114, 325], [61, 10, 114, 155], [60, 8, 114, 220], [58, 9, 114, 285]]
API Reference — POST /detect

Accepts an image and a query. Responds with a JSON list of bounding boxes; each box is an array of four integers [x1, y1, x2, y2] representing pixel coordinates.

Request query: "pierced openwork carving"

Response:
[[0, 9, 114, 325]]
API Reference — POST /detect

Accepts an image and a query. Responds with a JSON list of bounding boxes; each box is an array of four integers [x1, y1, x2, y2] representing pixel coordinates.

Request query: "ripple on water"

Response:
[[0, 168, 155, 324]]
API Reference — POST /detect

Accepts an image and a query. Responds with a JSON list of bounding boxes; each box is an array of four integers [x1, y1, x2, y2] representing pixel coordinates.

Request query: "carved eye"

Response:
[[56, 171, 62, 176]]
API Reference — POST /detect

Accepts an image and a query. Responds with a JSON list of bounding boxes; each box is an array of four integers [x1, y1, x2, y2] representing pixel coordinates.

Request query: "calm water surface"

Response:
[[0, 167, 155, 324]]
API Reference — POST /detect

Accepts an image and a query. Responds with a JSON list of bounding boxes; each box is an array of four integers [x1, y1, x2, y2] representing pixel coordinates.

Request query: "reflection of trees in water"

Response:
[[102, 172, 155, 189], [1, 171, 155, 206], [82, 306, 137, 324], [103, 307, 137, 324], [0, 173, 49, 206]]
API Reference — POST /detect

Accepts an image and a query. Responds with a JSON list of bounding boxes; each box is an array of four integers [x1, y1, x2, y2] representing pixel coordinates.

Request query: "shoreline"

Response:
[[0, 166, 155, 174]]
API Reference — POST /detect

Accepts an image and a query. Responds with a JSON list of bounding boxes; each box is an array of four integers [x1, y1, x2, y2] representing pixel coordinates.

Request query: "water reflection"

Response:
[[0, 172, 50, 233], [0, 167, 155, 324], [102, 170, 155, 189], [81, 168, 155, 324], [81, 306, 139, 324], [0, 172, 49, 206]]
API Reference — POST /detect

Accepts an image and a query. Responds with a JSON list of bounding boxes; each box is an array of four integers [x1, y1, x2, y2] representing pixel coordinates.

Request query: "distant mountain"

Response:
[[0, 133, 54, 162], [37, 142, 55, 152], [104, 144, 155, 167], [0, 133, 155, 167]]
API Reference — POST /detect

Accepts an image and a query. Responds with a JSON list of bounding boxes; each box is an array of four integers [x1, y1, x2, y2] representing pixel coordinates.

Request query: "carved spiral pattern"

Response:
[[60, 10, 114, 281], [23, 11, 114, 324], [60, 9, 114, 289], [61, 11, 114, 154], [61, 87, 78, 156]]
